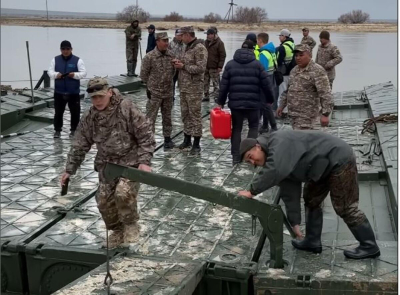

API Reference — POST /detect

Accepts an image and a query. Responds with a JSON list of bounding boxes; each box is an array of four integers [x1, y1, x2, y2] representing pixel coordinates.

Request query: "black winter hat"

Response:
[[242, 40, 255, 50], [245, 33, 257, 44], [60, 40, 72, 48], [240, 138, 258, 161]]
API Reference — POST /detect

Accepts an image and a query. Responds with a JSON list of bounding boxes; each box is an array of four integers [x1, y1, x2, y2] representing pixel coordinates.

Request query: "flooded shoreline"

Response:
[[1, 18, 397, 33]]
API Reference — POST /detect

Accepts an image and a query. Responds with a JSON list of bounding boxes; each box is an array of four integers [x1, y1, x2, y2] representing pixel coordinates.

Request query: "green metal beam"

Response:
[[104, 163, 285, 268]]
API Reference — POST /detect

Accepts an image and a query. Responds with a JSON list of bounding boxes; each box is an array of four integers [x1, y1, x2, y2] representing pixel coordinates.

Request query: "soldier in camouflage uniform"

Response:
[[125, 20, 142, 77], [60, 78, 155, 248], [168, 29, 186, 101], [277, 44, 333, 130], [315, 30, 343, 89], [140, 32, 176, 150], [300, 27, 317, 54], [238, 131, 381, 260], [203, 28, 226, 102], [173, 26, 208, 155]]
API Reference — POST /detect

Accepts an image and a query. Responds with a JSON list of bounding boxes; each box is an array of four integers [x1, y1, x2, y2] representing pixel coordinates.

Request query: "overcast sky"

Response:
[[1, 0, 397, 19]]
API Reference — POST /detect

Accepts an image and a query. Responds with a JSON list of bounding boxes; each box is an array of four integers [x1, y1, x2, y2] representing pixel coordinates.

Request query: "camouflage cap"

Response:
[[294, 44, 311, 53], [178, 26, 194, 34], [302, 27, 309, 31], [86, 77, 110, 97], [155, 32, 169, 40]]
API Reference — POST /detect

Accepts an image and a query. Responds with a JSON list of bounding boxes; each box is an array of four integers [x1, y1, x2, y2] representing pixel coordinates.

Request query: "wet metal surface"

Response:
[[1, 83, 398, 294], [55, 254, 205, 295], [255, 181, 397, 293], [32, 125, 266, 265], [365, 82, 397, 117]]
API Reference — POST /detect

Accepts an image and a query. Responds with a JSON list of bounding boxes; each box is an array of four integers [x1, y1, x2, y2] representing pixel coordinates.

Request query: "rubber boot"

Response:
[[103, 229, 124, 248], [164, 137, 175, 150], [292, 207, 323, 253], [190, 137, 201, 155], [232, 155, 241, 166], [178, 134, 192, 150], [53, 131, 61, 138], [123, 223, 140, 244], [132, 61, 138, 77], [343, 219, 381, 259], [127, 62, 134, 76]]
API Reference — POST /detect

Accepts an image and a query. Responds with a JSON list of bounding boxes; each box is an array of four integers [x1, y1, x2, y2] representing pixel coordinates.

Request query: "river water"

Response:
[[1, 25, 397, 92]]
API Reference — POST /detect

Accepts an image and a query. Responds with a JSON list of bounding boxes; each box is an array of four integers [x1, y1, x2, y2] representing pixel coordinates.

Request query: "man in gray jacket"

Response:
[[238, 130, 380, 260]]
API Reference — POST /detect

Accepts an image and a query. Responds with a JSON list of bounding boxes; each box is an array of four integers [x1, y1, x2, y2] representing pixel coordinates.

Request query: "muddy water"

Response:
[[1, 25, 397, 91]]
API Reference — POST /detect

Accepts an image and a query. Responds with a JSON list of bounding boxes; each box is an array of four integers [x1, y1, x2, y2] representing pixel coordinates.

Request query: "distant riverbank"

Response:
[[1, 18, 397, 32]]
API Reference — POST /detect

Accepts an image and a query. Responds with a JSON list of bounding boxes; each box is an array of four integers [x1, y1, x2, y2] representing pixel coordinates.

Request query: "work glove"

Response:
[[146, 89, 151, 99]]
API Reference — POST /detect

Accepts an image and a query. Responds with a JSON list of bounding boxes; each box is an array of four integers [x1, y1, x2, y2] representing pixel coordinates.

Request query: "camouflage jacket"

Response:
[[65, 89, 155, 181], [140, 47, 175, 97], [279, 60, 333, 119], [168, 38, 186, 60], [178, 38, 208, 93], [301, 36, 317, 50], [315, 42, 343, 81], [125, 25, 142, 46]]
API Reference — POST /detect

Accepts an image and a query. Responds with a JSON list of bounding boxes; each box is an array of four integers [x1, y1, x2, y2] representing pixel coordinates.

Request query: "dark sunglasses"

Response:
[[87, 84, 107, 93], [61, 47, 71, 50]]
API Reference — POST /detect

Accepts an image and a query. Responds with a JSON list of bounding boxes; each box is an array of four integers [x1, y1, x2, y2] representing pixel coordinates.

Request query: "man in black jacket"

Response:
[[217, 41, 274, 165], [238, 131, 380, 260], [146, 24, 156, 54]]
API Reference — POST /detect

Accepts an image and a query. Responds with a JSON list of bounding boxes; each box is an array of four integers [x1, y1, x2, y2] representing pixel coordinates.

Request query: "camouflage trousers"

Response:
[[204, 68, 220, 99], [96, 178, 140, 230], [290, 116, 317, 130], [304, 157, 366, 227], [146, 93, 173, 137], [180, 92, 202, 137], [126, 44, 139, 63]]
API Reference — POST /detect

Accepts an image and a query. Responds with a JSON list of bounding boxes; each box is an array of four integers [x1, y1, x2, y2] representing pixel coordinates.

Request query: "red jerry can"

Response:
[[210, 107, 232, 139]]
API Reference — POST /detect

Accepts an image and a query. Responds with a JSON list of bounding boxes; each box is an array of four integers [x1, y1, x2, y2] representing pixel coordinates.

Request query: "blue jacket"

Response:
[[54, 54, 80, 95], [217, 48, 274, 110], [146, 33, 156, 53], [258, 42, 276, 71]]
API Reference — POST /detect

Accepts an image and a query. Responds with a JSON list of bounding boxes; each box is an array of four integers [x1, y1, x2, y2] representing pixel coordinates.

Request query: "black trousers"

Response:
[[231, 109, 259, 158], [261, 103, 277, 129], [54, 92, 81, 132]]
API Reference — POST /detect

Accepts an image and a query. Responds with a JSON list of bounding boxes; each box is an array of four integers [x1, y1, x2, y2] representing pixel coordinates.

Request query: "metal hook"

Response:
[[103, 228, 113, 295]]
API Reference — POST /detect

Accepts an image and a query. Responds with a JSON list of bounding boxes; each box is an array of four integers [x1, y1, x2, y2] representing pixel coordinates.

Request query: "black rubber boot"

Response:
[[232, 155, 241, 166], [189, 137, 201, 155], [292, 207, 323, 254], [343, 219, 381, 259], [178, 134, 192, 150], [127, 62, 134, 76], [259, 125, 269, 135], [164, 137, 175, 150]]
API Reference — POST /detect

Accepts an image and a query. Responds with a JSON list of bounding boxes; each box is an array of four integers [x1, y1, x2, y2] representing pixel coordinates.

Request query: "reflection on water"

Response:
[[1, 25, 397, 92]]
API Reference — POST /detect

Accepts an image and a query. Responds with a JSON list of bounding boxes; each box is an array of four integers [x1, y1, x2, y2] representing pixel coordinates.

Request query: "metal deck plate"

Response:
[[54, 254, 206, 295]]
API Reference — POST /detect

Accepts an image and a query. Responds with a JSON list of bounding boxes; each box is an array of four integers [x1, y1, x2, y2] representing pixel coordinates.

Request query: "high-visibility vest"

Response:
[[260, 50, 277, 72], [281, 41, 294, 63], [254, 44, 260, 60]]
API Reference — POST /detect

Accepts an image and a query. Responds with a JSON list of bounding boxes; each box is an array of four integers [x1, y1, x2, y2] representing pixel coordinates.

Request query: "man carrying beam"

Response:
[[238, 130, 380, 260]]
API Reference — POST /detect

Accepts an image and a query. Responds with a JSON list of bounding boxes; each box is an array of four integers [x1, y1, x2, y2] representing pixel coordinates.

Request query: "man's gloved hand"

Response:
[[146, 89, 151, 99]]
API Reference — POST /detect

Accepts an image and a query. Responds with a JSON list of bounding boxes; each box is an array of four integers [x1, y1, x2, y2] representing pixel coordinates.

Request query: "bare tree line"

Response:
[[117, 5, 370, 26]]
